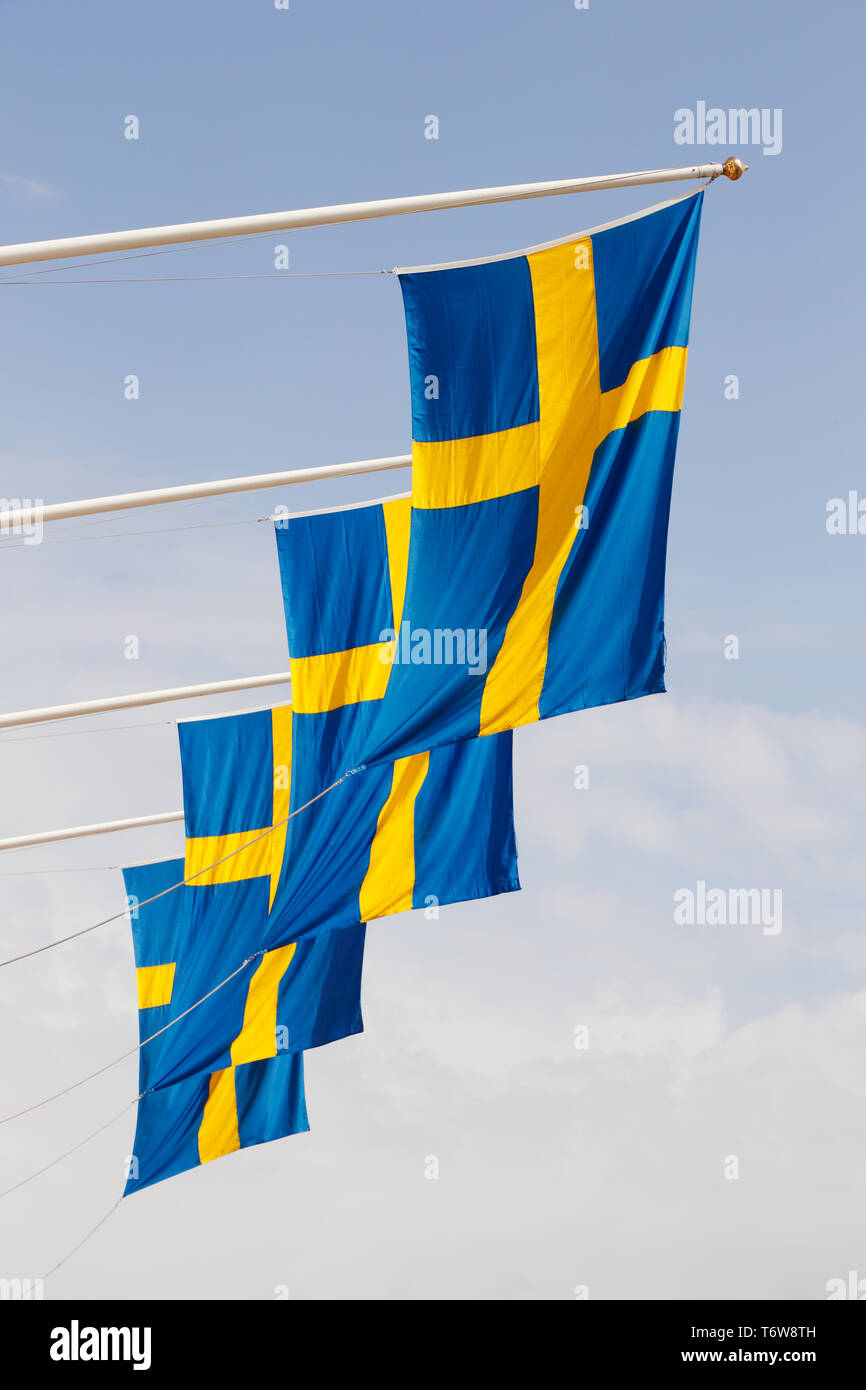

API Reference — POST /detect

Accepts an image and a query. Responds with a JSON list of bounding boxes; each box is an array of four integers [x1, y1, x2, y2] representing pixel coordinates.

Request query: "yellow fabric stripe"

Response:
[[412, 421, 540, 510], [268, 706, 293, 910], [184, 829, 272, 886], [479, 237, 600, 735], [230, 944, 297, 1065], [358, 752, 430, 920], [382, 497, 412, 629], [199, 942, 298, 1162], [290, 642, 391, 713], [136, 962, 175, 1009], [598, 345, 687, 441], [198, 1066, 241, 1164]]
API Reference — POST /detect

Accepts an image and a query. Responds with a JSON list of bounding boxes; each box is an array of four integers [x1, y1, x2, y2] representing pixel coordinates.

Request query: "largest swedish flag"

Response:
[[362, 192, 704, 764]]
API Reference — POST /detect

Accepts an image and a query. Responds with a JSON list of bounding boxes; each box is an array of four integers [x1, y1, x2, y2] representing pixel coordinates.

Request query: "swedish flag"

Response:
[[122, 857, 340, 1194], [268, 494, 520, 943], [361, 192, 704, 764], [124, 844, 365, 1098]]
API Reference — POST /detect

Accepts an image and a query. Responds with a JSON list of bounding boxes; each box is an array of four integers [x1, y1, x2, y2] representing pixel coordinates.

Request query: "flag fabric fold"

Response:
[[359, 191, 704, 766]]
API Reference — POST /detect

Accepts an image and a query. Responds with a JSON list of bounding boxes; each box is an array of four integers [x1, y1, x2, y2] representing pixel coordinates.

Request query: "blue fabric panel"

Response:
[[125, 858, 185, 968], [275, 505, 392, 658], [235, 1052, 309, 1149], [592, 193, 703, 393], [540, 410, 681, 718], [400, 255, 539, 443], [290, 703, 380, 804], [178, 708, 273, 838], [413, 735, 520, 909], [275, 925, 365, 1052], [123, 1070, 210, 1195]]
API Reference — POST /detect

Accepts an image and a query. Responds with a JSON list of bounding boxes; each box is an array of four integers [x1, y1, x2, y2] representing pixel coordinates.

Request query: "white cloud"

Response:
[[0, 172, 60, 203], [1, 539, 865, 1297]]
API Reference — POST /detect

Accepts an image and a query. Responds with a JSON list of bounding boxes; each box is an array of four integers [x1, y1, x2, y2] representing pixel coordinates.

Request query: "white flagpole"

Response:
[[0, 811, 185, 853], [0, 672, 290, 730], [0, 160, 746, 270], [0, 456, 411, 529], [0, 159, 749, 532]]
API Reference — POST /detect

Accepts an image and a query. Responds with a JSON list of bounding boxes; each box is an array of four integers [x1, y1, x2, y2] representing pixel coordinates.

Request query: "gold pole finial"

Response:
[[722, 156, 749, 180]]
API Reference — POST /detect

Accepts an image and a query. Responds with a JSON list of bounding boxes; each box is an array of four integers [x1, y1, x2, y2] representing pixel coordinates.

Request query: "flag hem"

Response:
[[394, 186, 704, 275]]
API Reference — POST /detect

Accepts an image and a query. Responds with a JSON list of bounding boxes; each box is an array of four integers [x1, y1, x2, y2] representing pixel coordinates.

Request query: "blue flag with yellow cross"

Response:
[[122, 855, 363, 1193], [358, 192, 704, 766], [269, 494, 520, 944]]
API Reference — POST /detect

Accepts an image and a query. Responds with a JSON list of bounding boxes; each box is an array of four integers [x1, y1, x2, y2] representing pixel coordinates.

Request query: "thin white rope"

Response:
[[0, 1099, 137, 1198], [41, 493, 245, 535], [0, 771, 350, 968], [0, 720, 174, 744], [2, 270, 392, 286], [0, 512, 267, 551], [0, 229, 360, 281], [0, 865, 134, 877], [280, 489, 412, 521], [0, 953, 260, 1124], [42, 1196, 124, 1281]]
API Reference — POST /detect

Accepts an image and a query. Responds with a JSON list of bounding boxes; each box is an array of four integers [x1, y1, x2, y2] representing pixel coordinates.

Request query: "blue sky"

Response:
[[1, 0, 864, 1299]]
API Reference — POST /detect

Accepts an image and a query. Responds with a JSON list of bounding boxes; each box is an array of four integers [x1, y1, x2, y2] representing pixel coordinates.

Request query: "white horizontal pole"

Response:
[[0, 455, 411, 528], [0, 162, 741, 269], [0, 672, 290, 731], [0, 811, 185, 853]]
